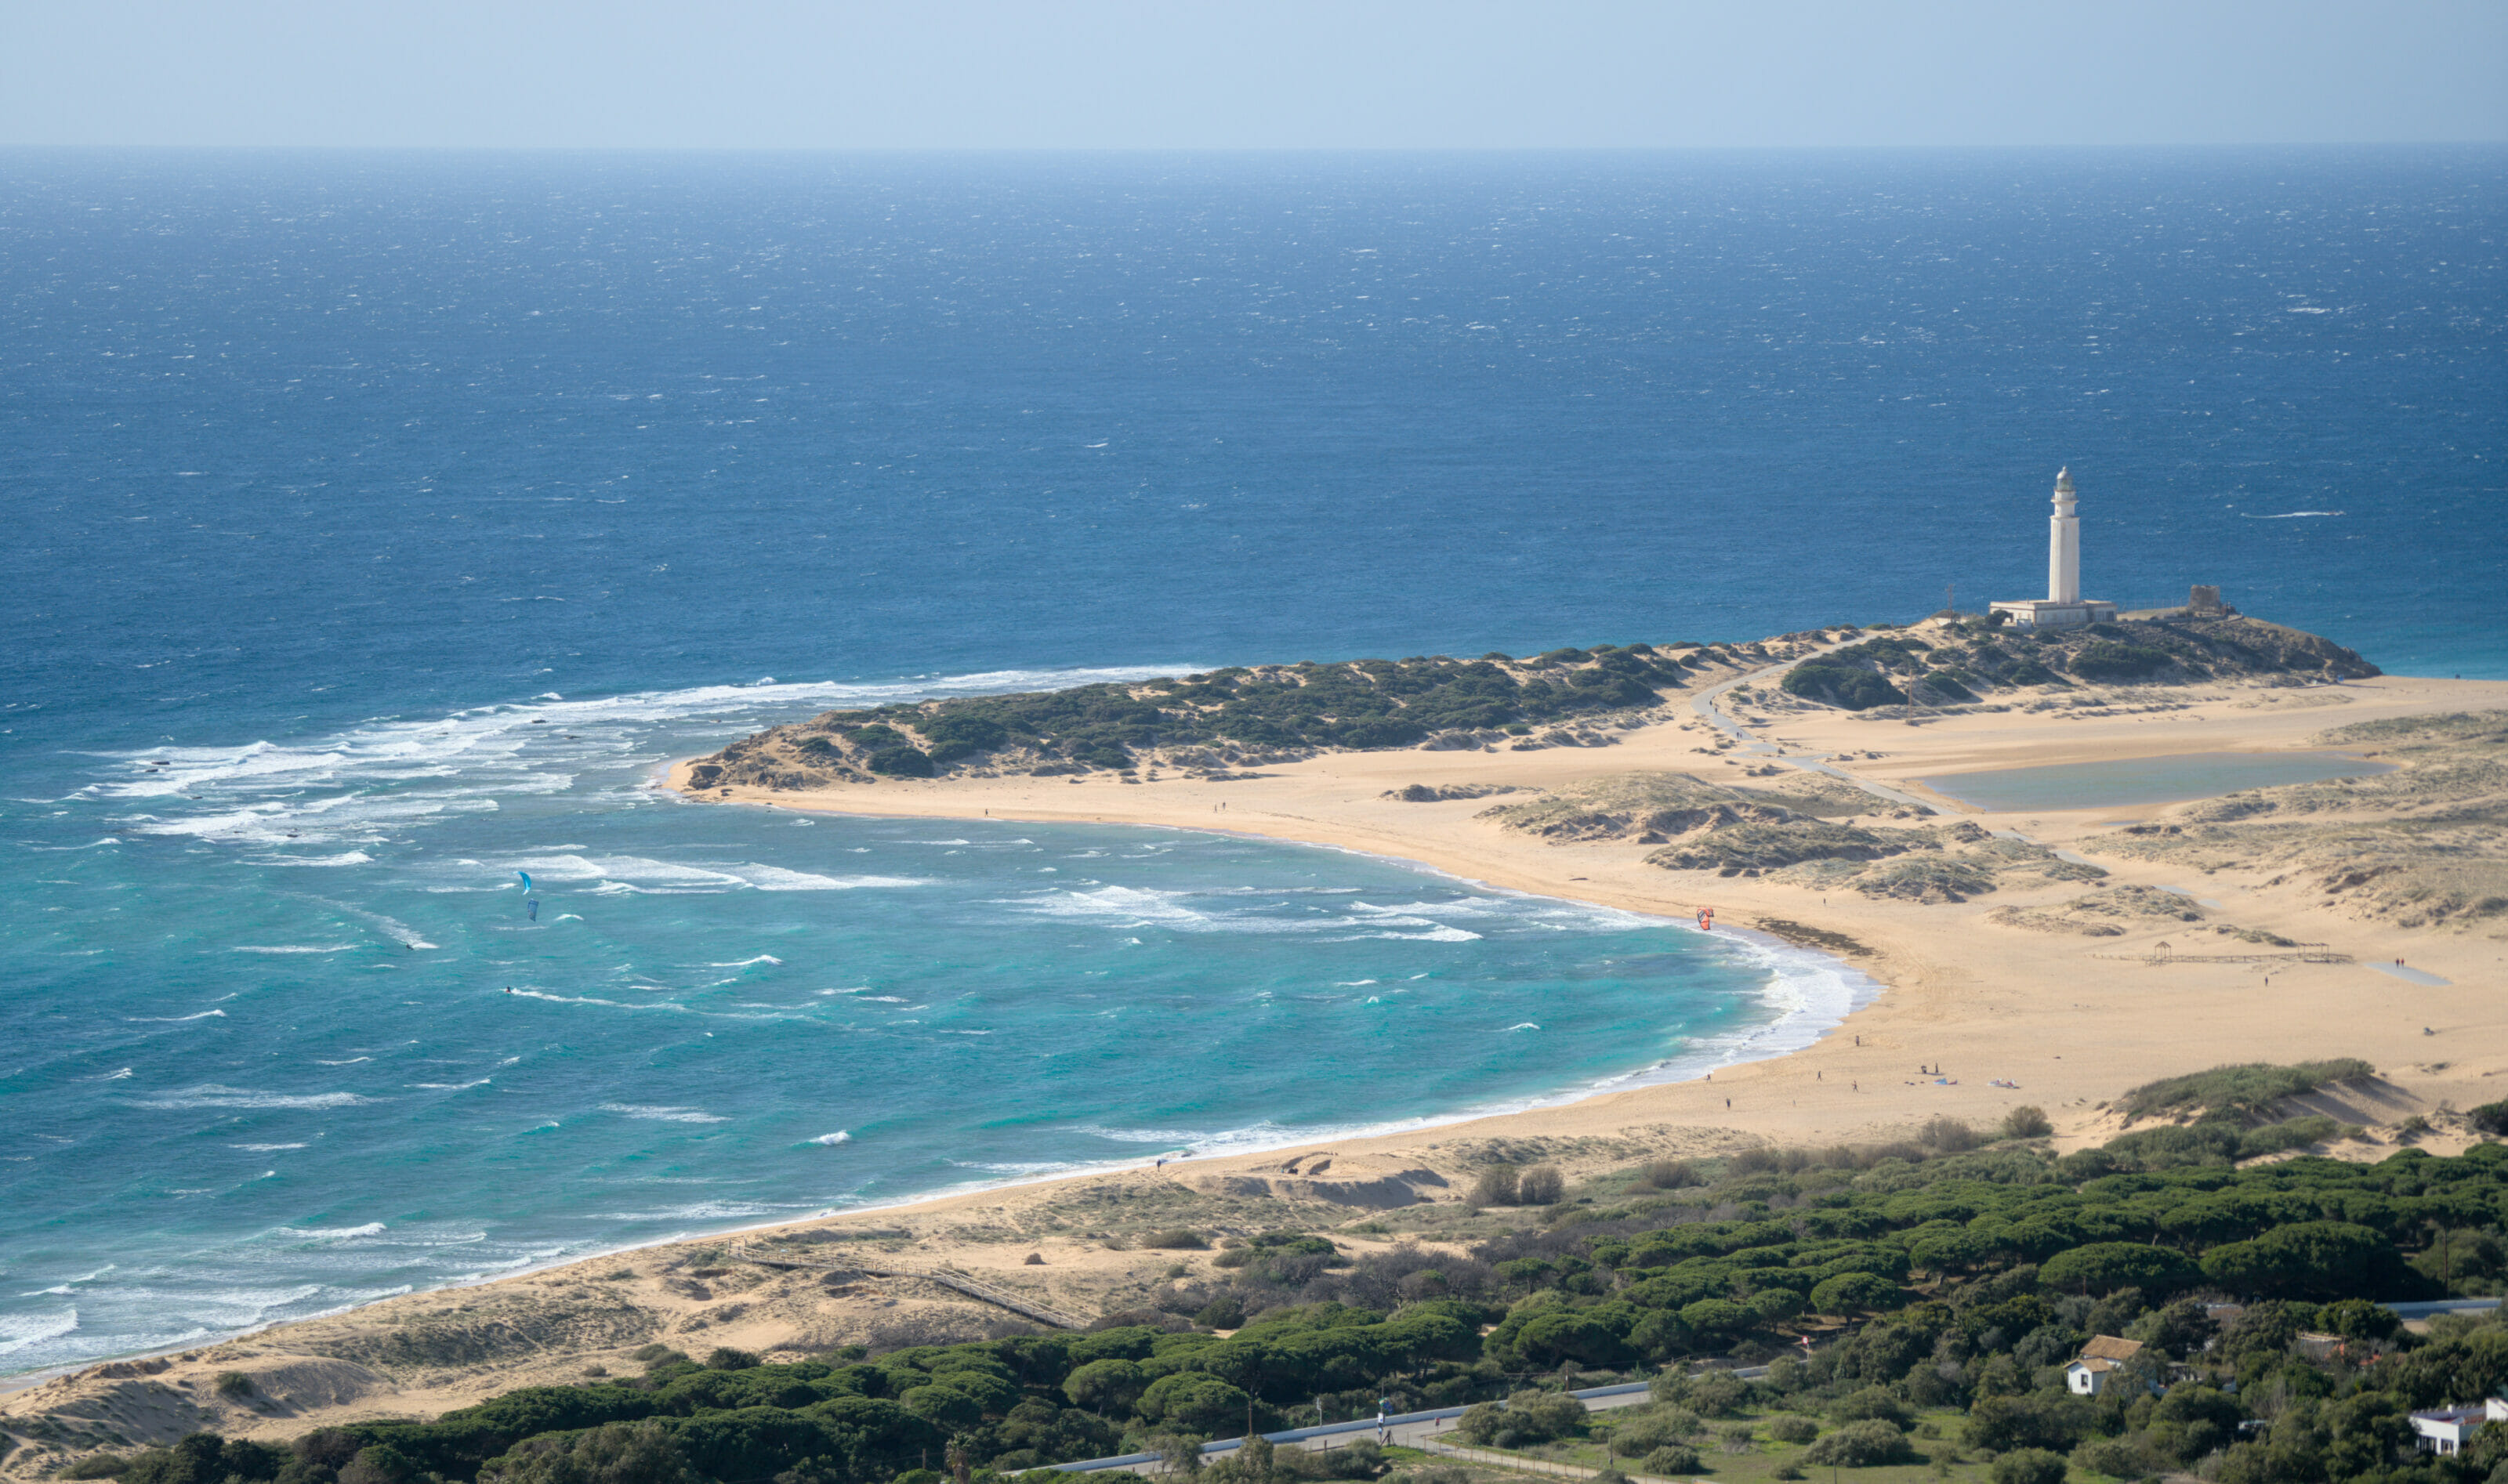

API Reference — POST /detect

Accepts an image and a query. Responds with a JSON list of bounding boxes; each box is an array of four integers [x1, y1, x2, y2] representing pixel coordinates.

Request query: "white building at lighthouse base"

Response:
[[1992, 598, 2118, 630], [1992, 466, 2116, 630]]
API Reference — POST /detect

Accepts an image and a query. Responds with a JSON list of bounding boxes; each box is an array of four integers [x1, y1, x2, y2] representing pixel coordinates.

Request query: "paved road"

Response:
[[1042, 1374, 1770, 1475]]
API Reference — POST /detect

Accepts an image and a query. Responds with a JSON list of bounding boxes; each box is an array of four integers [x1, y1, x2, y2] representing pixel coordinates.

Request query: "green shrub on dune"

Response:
[[111, 1089, 2506, 1484], [1803, 1420, 1918, 1467], [866, 746, 935, 777]]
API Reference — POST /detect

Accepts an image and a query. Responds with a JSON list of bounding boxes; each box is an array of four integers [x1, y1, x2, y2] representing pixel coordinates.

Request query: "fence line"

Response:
[[1419, 1438, 1690, 1484]]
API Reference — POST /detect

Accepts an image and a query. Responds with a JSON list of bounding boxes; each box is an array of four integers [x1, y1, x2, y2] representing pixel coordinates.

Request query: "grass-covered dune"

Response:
[[1781, 615, 2379, 713], [82, 1077, 2506, 1484], [2095, 711, 2508, 932], [686, 642, 1755, 790], [683, 613, 2382, 794]]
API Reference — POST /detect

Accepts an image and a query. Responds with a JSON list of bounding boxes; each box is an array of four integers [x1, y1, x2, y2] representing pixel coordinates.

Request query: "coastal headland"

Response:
[[7, 612, 2503, 1467]]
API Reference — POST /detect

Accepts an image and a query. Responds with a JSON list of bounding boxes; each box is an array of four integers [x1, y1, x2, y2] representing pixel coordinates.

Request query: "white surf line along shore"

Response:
[[1687, 644, 1948, 816]]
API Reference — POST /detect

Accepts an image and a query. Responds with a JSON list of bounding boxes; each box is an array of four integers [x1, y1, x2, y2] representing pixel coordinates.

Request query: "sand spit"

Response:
[[7, 618, 2503, 1474]]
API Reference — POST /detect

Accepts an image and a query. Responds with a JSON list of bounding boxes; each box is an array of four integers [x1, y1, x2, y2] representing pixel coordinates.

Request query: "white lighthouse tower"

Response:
[[1992, 467, 2118, 630], [2050, 466, 2080, 603]]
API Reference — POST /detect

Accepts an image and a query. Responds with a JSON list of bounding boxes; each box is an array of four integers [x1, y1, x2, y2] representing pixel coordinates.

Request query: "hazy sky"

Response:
[[5, 0, 2503, 150]]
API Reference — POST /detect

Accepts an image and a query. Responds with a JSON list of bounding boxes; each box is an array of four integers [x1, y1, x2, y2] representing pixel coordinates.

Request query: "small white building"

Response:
[[2065, 1334, 2146, 1395], [1992, 469, 2120, 631], [2409, 1397, 2508, 1455]]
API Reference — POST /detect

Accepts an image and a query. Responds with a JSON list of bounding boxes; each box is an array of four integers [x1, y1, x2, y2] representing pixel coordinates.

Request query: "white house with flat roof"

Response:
[[2410, 1397, 2508, 1455]]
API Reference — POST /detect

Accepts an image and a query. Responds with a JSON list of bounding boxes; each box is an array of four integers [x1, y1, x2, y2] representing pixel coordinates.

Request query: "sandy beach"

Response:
[[8, 635, 2502, 1468], [669, 657, 2508, 1153]]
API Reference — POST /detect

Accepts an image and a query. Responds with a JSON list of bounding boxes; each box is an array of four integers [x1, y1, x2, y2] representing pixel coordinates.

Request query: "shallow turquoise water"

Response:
[[0, 678, 1865, 1374], [2, 147, 2498, 1374], [1919, 750, 2394, 813]]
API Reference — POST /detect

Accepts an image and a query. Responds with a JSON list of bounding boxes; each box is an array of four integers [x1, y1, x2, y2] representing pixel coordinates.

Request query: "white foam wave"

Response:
[[501, 988, 803, 1022], [600, 1102, 727, 1124], [1071, 1123, 1214, 1145], [250, 852, 375, 867], [708, 955, 785, 968], [140, 1084, 370, 1110], [740, 866, 925, 891], [411, 1079, 491, 1091], [1503, 1022, 1542, 1032], [1013, 884, 1345, 933], [503, 854, 922, 893], [1576, 926, 1882, 1098], [950, 1160, 1080, 1174], [234, 944, 357, 954], [808, 1131, 851, 1146], [233, 1142, 308, 1150], [281, 1222, 388, 1241], [93, 664, 1193, 851], [593, 1201, 799, 1222], [1011, 883, 1546, 942], [454, 1247, 571, 1274], [126, 1009, 227, 1022], [0, 1308, 79, 1355], [315, 900, 437, 950], [509, 853, 745, 886], [509, 989, 654, 1009]]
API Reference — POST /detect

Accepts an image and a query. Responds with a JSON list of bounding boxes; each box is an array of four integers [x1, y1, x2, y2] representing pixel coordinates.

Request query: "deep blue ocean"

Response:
[[2, 148, 2500, 1374]]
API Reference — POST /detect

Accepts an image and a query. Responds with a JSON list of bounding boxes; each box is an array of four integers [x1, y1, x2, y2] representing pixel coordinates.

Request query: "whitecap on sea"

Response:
[[140, 1085, 368, 1109], [598, 1102, 727, 1124]]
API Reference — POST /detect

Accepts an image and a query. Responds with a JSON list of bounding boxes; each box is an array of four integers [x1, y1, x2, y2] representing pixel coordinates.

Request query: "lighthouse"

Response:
[[1992, 468, 2118, 630], [2050, 466, 2080, 603]]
